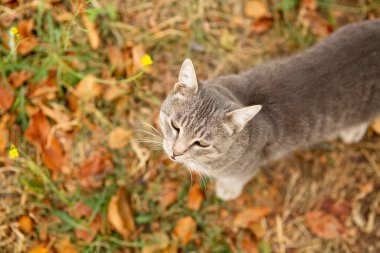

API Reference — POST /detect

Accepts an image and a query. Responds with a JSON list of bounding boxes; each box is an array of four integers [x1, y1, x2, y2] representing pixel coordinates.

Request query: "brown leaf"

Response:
[[75, 74, 102, 100], [75, 214, 102, 243], [234, 207, 271, 229], [244, 1, 269, 19], [108, 127, 132, 149], [71, 202, 93, 219], [248, 221, 266, 239], [251, 17, 273, 34], [300, 0, 317, 10], [186, 184, 204, 210], [172, 216, 196, 246], [371, 117, 380, 135], [305, 210, 345, 240], [241, 233, 259, 253], [80, 13, 100, 50], [0, 128, 8, 152], [18, 215, 34, 234], [79, 154, 114, 188], [17, 19, 38, 55], [8, 70, 31, 89], [299, 9, 333, 37], [131, 44, 146, 74], [108, 187, 136, 239], [0, 85, 15, 112], [24, 111, 65, 171], [104, 86, 125, 101], [320, 199, 351, 223], [160, 181, 180, 209], [107, 45, 125, 75]]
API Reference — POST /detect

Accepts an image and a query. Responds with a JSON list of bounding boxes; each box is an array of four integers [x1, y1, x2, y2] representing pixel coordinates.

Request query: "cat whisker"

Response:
[[134, 129, 163, 139], [138, 121, 162, 136]]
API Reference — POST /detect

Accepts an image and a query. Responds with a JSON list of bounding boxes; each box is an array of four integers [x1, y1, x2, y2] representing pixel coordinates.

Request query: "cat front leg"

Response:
[[215, 175, 252, 201]]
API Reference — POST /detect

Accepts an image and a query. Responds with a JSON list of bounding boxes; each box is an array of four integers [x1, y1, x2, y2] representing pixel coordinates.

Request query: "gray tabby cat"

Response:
[[159, 19, 380, 200]]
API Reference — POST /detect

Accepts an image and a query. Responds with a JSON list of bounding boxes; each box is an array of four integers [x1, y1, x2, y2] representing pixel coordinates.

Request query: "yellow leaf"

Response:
[[108, 187, 135, 239], [107, 127, 132, 149], [244, 1, 268, 19], [28, 246, 48, 253], [18, 215, 33, 234]]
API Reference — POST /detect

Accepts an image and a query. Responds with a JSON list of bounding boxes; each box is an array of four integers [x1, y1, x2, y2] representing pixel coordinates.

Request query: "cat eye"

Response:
[[194, 140, 209, 148], [171, 120, 180, 132]]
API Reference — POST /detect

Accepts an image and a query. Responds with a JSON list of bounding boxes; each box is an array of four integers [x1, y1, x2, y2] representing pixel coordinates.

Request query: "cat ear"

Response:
[[224, 105, 262, 134], [174, 58, 198, 94]]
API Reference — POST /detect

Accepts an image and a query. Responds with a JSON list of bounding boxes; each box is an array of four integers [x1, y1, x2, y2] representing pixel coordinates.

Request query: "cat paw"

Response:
[[339, 123, 368, 144], [215, 181, 243, 201]]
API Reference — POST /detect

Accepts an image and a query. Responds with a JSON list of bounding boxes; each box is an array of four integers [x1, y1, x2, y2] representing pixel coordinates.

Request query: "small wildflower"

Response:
[[141, 54, 153, 67], [10, 26, 19, 36], [8, 144, 19, 159]]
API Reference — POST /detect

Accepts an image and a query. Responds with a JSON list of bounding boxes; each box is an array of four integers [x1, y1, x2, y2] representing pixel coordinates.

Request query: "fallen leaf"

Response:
[[71, 202, 93, 219], [18, 215, 34, 234], [8, 70, 31, 89], [251, 17, 273, 34], [24, 111, 65, 171], [371, 118, 380, 135], [75, 74, 102, 100], [0, 128, 8, 152], [320, 198, 351, 223], [79, 153, 114, 188], [80, 13, 100, 50], [305, 210, 345, 240], [108, 127, 132, 149], [107, 45, 125, 75], [241, 233, 259, 253], [186, 184, 204, 210], [141, 233, 170, 253], [131, 44, 146, 74], [54, 238, 78, 253], [160, 181, 180, 209], [245, 0, 269, 19], [299, 9, 333, 37], [300, 0, 317, 10], [0, 85, 15, 112], [234, 207, 271, 229], [248, 221, 266, 239], [172, 216, 196, 246], [75, 214, 102, 243], [17, 19, 39, 55], [104, 86, 125, 101], [28, 246, 48, 253], [108, 187, 136, 239], [220, 29, 236, 51]]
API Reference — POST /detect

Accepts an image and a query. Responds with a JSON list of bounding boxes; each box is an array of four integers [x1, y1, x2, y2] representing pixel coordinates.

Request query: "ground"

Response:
[[0, 0, 380, 252]]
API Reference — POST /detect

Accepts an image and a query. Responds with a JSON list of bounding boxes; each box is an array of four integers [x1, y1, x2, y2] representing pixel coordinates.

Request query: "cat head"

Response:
[[160, 59, 261, 165]]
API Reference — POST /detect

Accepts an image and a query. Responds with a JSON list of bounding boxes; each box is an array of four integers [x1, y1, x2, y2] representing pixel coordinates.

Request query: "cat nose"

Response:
[[172, 148, 183, 157]]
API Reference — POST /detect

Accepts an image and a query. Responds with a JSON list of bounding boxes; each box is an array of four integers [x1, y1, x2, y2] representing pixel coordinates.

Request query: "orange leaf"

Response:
[[299, 9, 333, 37], [24, 111, 65, 171], [186, 184, 204, 210], [18, 215, 34, 234], [108, 127, 132, 149], [172, 216, 196, 246], [75, 74, 102, 100], [75, 214, 102, 243], [8, 70, 31, 89], [79, 154, 114, 188], [251, 17, 273, 34], [0, 85, 15, 112], [160, 181, 180, 209], [28, 246, 48, 253], [371, 117, 380, 135], [305, 210, 345, 240], [54, 238, 78, 253], [107, 45, 125, 75], [244, 1, 269, 19], [17, 20, 38, 55], [241, 233, 259, 253], [234, 206, 271, 229], [107, 187, 136, 239], [81, 13, 100, 50]]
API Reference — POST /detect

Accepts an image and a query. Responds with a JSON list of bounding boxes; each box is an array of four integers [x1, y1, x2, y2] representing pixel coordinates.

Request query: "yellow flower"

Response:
[[141, 54, 153, 67], [8, 144, 19, 159], [10, 27, 19, 36]]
